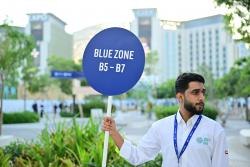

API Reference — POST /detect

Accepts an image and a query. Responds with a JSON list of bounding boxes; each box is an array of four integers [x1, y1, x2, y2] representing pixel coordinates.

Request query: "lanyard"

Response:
[[173, 113, 202, 163]]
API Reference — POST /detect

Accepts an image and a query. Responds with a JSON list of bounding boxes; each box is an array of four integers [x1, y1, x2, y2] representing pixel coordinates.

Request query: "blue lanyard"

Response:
[[173, 113, 202, 163]]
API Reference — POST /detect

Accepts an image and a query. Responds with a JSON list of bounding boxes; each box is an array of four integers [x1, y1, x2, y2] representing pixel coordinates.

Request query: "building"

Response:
[[131, 8, 249, 81], [25, 13, 73, 74], [15, 13, 73, 100], [130, 8, 164, 83], [161, 21, 181, 81], [73, 22, 130, 62], [177, 15, 241, 78], [73, 24, 106, 62]]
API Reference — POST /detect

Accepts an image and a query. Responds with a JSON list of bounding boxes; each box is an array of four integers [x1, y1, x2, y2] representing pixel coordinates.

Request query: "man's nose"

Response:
[[199, 93, 205, 101]]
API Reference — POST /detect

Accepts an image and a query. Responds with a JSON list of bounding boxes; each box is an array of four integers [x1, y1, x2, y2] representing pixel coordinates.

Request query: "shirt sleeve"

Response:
[[119, 123, 161, 166], [212, 128, 229, 167]]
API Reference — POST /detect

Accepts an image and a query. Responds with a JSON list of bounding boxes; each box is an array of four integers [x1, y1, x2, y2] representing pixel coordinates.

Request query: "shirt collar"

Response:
[[176, 110, 200, 126]]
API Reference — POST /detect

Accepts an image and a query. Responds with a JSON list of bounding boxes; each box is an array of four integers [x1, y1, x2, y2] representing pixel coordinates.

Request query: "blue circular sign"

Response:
[[82, 27, 145, 96]]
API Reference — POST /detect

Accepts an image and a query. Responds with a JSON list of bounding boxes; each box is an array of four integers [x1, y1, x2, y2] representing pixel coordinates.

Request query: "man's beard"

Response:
[[184, 98, 204, 115]]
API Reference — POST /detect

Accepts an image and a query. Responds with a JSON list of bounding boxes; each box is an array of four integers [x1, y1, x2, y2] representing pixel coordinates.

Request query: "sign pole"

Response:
[[102, 96, 113, 167]]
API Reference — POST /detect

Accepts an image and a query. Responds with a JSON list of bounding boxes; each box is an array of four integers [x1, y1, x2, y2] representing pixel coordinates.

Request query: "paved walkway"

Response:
[[1, 111, 250, 167], [1, 114, 88, 145], [224, 119, 250, 167]]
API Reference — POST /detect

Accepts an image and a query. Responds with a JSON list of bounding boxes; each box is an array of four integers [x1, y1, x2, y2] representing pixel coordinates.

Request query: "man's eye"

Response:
[[192, 91, 199, 95]]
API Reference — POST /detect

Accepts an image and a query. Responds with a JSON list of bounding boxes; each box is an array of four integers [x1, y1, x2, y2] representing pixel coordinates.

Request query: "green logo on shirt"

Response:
[[196, 137, 210, 145], [196, 137, 203, 143]]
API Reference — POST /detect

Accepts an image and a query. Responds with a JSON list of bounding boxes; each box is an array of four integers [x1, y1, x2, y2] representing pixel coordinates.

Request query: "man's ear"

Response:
[[176, 93, 183, 102]]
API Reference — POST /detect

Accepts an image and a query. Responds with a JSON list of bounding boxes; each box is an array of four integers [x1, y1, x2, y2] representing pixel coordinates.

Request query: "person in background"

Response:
[[53, 104, 58, 116], [32, 101, 38, 114], [59, 102, 63, 112], [40, 103, 44, 118]]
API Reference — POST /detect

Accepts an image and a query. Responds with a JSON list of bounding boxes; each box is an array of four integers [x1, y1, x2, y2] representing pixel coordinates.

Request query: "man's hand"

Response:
[[102, 116, 117, 135], [102, 116, 124, 149]]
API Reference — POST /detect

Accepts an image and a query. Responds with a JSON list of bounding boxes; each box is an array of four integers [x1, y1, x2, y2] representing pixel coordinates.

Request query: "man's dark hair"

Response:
[[175, 73, 205, 94]]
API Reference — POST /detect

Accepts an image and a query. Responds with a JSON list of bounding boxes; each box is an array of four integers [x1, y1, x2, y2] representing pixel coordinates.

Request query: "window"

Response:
[[138, 17, 152, 48], [31, 22, 43, 41]]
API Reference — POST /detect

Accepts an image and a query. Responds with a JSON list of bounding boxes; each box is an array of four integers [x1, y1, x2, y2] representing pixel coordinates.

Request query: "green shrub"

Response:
[[82, 100, 105, 117], [74, 99, 116, 118], [141, 154, 162, 167], [202, 105, 218, 120], [154, 105, 218, 120], [3, 118, 130, 166], [0, 148, 11, 167], [3, 118, 162, 166], [3, 141, 30, 164], [3, 111, 39, 124], [60, 111, 76, 117], [154, 106, 178, 119]]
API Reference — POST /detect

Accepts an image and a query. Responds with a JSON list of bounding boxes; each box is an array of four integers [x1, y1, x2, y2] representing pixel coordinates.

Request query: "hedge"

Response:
[[3, 111, 40, 124], [61, 100, 116, 118], [154, 105, 218, 120]]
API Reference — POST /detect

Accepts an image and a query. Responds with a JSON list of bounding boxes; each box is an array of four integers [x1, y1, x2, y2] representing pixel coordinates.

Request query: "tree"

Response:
[[214, 0, 250, 119], [215, 56, 250, 121], [143, 50, 159, 99], [0, 24, 35, 135], [215, 67, 240, 98], [21, 55, 40, 110], [215, 0, 250, 46], [234, 57, 250, 121], [127, 86, 148, 100], [144, 51, 159, 76], [27, 74, 53, 96], [155, 79, 175, 99], [197, 65, 216, 100], [48, 55, 82, 95], [26, 55, 83, 100]]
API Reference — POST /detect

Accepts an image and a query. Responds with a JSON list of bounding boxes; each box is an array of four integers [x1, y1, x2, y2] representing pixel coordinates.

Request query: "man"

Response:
[[32, 102, 38, 114], [102, 73, 229, 167]]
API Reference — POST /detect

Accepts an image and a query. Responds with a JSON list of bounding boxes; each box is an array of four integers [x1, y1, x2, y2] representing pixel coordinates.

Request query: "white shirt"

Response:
[[120, 111, 229, 167]]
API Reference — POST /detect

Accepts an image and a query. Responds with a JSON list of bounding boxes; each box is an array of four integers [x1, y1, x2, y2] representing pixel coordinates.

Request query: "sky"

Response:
[[0, 0, 227, 33]]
